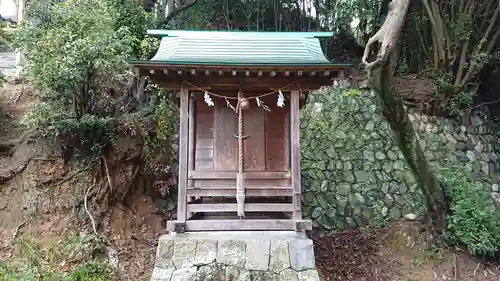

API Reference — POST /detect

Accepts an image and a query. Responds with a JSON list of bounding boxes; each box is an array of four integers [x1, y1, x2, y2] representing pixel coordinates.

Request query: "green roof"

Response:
[[129, 30, 349, 67], [146, 29, 334, 38]]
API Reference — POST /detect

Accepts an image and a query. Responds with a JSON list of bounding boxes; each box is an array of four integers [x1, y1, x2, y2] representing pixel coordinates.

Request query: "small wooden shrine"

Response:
[[128, 30, 352, 232]]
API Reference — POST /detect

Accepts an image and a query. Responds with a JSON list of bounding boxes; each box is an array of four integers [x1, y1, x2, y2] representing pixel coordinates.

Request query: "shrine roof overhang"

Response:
[[126, 30, 355, 92]]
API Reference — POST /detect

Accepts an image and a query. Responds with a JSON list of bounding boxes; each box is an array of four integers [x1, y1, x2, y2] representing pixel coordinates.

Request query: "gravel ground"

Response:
[[313, 229, 400, 281]]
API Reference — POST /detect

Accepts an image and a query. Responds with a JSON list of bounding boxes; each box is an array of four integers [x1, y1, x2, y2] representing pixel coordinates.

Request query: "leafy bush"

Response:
[[12, 0, 149, 163], [439, 167, 500, 256], [0, 22, 13, 51], [421, 68, 474, 116]]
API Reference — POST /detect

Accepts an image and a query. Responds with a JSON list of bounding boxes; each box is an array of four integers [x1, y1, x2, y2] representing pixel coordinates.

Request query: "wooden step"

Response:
[[167, 219, 313, 231], [187, 186, 292, 197], [189, 171, 291, 180], [186, 203, 294, 213]]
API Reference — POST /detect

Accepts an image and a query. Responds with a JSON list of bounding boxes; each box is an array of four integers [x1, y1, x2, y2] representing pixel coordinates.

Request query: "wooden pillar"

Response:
[[186, 94, 196, 218], [284, 108, 290, 170], [290, 90, 303, 230], [176, 87, 189, 232]]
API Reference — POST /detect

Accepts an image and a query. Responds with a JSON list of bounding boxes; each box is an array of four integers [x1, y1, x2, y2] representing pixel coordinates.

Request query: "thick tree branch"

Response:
[[165, 0, 199, 24], [459, 0, 500, 87], [363, 0, 447, 231], [421, 0, 446, 67], [454, 41, 469, 86], [362, 0, 410, 71]]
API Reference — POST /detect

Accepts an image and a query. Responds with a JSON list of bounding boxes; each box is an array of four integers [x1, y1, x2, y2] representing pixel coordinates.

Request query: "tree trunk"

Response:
[[164, 0, 199, 23], [362, 0, 447, 231]]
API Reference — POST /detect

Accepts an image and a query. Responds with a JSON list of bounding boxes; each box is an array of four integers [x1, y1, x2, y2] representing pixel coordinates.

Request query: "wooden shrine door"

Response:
[[193, 95, 289, 173]]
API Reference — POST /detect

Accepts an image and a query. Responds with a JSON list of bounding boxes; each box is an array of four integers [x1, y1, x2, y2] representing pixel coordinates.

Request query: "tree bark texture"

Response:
[[363, 0, 447, 230], [164, 0, 199, 23]]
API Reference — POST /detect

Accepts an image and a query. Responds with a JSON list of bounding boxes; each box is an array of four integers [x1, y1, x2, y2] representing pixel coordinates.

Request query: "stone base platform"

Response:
[[151, 231, 321, 281]]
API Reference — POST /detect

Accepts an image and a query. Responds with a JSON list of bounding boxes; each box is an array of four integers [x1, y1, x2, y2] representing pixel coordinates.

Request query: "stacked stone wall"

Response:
[[301, 88, 500, 230]]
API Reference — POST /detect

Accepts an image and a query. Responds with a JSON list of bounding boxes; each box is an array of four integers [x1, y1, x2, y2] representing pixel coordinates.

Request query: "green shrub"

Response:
[[0, 22, 13, 51], [439, 167, 500, 256], [12, 0, 149, 163]]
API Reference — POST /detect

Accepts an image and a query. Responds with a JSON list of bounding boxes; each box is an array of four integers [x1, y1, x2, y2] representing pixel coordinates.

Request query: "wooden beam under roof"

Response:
[[147, 73, 333, 91], [146, 68, 340, 78], [132, 63, 351, 73], [152, 77, 333, 93]]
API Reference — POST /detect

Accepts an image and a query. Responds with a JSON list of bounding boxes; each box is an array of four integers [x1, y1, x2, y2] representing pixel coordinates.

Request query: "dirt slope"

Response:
[[0, 81, 167, 280]]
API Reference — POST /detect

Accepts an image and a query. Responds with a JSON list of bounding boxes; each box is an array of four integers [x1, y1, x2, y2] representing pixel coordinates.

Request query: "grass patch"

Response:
[[0, 262, 114, 281], [439, 167, 500, 257], [413, 248, 444, 267], [1, 231, 115, 281]]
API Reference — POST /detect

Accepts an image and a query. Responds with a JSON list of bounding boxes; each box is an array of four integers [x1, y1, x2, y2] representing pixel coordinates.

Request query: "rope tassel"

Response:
[[236, 91, 246, 218]]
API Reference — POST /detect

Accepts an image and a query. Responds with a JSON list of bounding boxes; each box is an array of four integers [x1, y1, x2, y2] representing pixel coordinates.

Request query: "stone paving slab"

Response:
[[151, 232, 320, 281], [0, 52, 18, 78], [169, 231, 307, 240]]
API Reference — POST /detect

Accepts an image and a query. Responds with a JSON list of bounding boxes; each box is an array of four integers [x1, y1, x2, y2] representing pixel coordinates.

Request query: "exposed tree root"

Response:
[[84, 184, 98, 235], [12, 220, 26, 240], [51, 165, 94, 187], [0, 140, 18, 155], [0, 158, 31, 182], [102, 157, 113, 192]]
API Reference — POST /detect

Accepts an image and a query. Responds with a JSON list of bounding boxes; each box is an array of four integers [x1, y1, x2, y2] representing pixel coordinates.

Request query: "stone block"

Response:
[[217, 240, 246, 267], [172, 239, 197, 269], [151, 267, 174, 281], [288, 238, 316, 271], [171, 267, 197, 281], [269, 240, 290, 273], [196, 264, 226, 281], [297, 269, 321, 281], [156, 236, 174, 268], [227, 267, 251, 281], [278, 268, 299, 281], [250, 270, 279, 281], [225, 266, 242, 281], [245, 239, 270, 270], [193, 239, 217, 266]]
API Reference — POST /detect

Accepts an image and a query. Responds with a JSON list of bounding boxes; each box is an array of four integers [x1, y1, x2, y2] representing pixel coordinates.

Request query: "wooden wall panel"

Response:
[[194, 99, 214, 170], [243, 107, 266, 171], [265, 106, 287, 171], [213, 100, 238, 171], [194, 95, 288, 173], [193, 179, 289, 188]]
